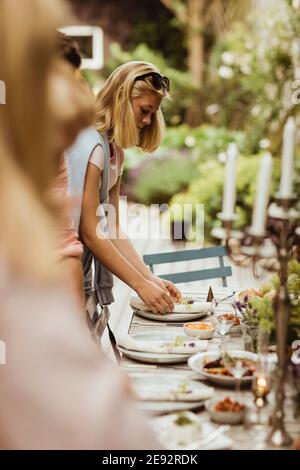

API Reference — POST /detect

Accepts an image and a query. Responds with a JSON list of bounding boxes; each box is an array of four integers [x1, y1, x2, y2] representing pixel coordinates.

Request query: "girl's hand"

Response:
[[149, 275, 182, 303], [161, 279, 182, 302], [135, 279, 174, 314]]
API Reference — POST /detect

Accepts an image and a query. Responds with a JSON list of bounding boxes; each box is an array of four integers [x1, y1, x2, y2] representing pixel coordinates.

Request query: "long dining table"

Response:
[[120, 287, 300, 450]]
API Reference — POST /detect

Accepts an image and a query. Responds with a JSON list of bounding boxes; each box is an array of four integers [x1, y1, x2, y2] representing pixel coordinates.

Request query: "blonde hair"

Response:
[[0, 0, 93, 279], [95, 61, 168, 152]]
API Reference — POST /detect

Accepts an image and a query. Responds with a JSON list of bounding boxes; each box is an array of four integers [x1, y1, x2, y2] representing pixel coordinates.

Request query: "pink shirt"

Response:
[[89, 143, 124, 190], [52, 155, 83, 259]]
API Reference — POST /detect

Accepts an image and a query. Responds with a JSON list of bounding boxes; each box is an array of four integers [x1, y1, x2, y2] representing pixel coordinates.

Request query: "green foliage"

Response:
[[162, 124, 248, 157], [170, 159, 223, 234], [205, 4, 298, 154], [244, 296, 275, 333], [130, 152, 199, 206], [128, 2, 187, 70], [259, 259, 300, 340], [125, 124, 249, 210], [288, 260, 300, 338], [169, 155, 281, 240]]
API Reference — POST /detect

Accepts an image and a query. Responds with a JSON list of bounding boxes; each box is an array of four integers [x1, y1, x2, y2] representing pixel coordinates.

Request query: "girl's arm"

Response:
[[108, 177, 181, 301], [79, 160, 174, 314]]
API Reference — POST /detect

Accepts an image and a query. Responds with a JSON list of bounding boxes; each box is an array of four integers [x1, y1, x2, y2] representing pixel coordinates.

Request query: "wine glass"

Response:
[[223, 355, 249, 398], [216, 316, 234, 354]]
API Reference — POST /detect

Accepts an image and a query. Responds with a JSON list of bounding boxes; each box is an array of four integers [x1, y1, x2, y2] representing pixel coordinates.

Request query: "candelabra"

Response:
[[212, 195, 300, 448]]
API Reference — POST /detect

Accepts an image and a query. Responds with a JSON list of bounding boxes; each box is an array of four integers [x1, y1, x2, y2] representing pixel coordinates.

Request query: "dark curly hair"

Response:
[[56, 31, 82, 69]]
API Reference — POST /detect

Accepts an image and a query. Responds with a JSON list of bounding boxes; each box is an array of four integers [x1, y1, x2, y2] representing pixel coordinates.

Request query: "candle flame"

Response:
[[257, 377, 267, 388]]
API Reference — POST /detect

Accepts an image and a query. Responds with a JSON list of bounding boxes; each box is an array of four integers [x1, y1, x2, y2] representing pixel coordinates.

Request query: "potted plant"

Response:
[[233, 258, 300, 352]]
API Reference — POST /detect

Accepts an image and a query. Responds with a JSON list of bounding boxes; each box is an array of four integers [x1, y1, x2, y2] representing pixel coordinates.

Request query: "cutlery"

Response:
[[122, 364, 158, 369], [215, 291, 237, 303], [185, 425, 230, 450], [182, 292, 236, 303]]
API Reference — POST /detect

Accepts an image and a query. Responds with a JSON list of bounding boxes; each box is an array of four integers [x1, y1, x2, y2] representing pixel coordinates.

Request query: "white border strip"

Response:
[[59, 26, 104, 70]]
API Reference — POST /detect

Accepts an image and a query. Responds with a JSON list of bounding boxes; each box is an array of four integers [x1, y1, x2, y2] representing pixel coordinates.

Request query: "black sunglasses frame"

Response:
[[134, 72, 170, 92]]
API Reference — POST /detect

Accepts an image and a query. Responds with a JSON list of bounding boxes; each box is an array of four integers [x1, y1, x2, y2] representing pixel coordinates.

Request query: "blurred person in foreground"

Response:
[[0, 0, 160, 450], [51, 32, 89, 310]]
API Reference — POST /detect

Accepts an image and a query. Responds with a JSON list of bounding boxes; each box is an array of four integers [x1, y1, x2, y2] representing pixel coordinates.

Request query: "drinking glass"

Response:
[[216, 317, 234, 354], [223, 356, 248, 397]]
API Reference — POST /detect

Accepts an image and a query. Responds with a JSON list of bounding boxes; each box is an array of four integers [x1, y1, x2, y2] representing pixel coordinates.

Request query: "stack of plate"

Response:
[[118, 333, 208, 364], [130, 295, 212, 322], [131, 374, 214, 414]]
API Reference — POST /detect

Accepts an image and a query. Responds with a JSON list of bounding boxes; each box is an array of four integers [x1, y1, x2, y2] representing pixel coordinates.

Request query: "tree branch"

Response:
[[160, 0, 188, 26]]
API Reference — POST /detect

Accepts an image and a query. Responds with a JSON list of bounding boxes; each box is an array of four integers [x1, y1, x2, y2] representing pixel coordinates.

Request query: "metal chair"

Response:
[[143, 246, 232, 287]]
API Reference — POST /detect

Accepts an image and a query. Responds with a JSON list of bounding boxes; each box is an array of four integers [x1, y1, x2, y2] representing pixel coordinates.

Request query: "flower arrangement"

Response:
[[290, 340, 300, 418], [233, 259, 300, 342]]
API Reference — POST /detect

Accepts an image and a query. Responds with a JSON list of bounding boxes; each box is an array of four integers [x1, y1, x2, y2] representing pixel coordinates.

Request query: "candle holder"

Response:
[[212, 195, 300, 448], [253, 373, 270, 407]]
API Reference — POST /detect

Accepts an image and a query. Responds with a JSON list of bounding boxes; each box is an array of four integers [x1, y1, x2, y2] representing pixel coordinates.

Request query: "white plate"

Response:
[[118, 333, 199, 364], [151, 412, 233, 450], [133, 308, 210, 322], [118, 346, 188, 364], [131, 374, 214, 402], [138, 401, 206, 415], [188, 350, 258, 386], [130, 295, 212, 315]]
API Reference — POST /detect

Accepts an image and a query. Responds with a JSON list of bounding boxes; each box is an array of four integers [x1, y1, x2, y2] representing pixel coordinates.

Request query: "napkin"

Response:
[[193, 434, 233, 450], [130, 295, 211, 315], [135, 385, 214, 402], [152, 415, 233, 450], [117, 334, 208, 355]]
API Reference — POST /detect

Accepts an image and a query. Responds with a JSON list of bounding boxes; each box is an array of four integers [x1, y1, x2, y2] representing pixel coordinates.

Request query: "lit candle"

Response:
[[221, 143, 238, 219], [254, 375, 269, 398], [250, 152, 273, 237], [279, 117, 297, 198]]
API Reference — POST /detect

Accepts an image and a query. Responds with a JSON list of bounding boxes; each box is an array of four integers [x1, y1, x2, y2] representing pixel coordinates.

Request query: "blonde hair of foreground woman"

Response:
[[0, 0, 160, 451], [0, 0, 93, 279], [95, 61, 169, 152]]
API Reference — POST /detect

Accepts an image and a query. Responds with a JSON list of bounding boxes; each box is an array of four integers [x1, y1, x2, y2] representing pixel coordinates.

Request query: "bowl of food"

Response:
[[184, 322, 215, 339], [206, 396, 245, 424], [216, 312, 242, 333], [235, 289, 263, 308], [217, 312, 241, 326]]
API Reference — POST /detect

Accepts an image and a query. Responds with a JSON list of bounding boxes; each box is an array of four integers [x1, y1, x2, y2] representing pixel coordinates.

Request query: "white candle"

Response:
[[221, 143, 238, 218], [250, 152, 273, 237], [279, 117, 296, 198]]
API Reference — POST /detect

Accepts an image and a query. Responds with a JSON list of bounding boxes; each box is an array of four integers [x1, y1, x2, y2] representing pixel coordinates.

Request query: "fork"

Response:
[[214, 291, 237, 305]]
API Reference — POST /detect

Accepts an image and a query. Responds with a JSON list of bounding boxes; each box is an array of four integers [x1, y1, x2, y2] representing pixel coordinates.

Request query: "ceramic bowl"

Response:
[[183, 321, 215, 339], [205, 397, 246, 425]]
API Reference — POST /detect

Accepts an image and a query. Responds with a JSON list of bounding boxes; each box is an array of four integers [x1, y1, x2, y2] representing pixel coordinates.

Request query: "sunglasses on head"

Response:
[[134, 72, 170, 92]]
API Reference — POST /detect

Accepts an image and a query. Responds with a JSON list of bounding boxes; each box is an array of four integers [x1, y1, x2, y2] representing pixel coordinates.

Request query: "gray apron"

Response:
[[66, 129, 118, 350]]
